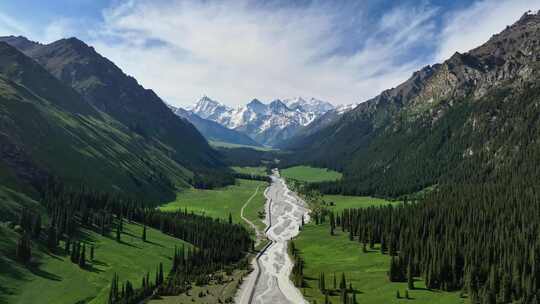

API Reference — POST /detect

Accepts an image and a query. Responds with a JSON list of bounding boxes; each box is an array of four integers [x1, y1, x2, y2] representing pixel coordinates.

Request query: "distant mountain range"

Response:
[[168, 104, 262, 147], [173, 96, 355, 147]]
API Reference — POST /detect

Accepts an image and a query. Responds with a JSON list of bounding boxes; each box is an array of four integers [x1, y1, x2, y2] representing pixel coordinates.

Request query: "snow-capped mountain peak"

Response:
[[190, 96, 231, 120], [246, 98, 268, 115], [283, 97, 334, 114], [185, 96, 335, 146], [268, 99, 290, 114]]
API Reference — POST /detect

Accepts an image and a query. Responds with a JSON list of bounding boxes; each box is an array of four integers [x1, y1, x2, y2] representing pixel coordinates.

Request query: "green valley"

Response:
[[281, 166, 342, 183], [159, 178, 268, 233]]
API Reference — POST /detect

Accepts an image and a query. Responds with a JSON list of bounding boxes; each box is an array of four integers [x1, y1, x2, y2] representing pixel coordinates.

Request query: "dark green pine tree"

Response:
[[142, 224, 147, 242], [65, 238, 71, 253], [116, 224, 121, 242], [319, 272, 326, 292], [79, 244, 86, 268], [333, 272, 337, 290], [228, 213, 232, 225], [407, 260, 414, 290], [108, 272, 119, 304], [158, 262, 164, 285], [32, 214, 41, 238], [47, 225, 57, 251], [16, 233, 32, 263], [340, 273, 347, 290]]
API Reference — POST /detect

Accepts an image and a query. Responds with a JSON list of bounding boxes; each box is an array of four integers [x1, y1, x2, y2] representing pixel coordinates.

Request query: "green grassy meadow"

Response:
[[209, 140, 274, 151], [159, 179, 268, 233], [0, 222, 189, 304], [295, 195, 463, 304], [281, 166, 342, 183], [321, 194, 400, 212], [231, 166, 268, 177]]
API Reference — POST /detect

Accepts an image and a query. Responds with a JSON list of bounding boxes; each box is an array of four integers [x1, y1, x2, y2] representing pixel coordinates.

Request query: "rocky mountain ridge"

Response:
[[283, 11, 540, 196]]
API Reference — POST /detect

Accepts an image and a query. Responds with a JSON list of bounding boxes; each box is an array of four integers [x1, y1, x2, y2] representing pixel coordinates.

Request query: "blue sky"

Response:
[[0, 0, 538, 106]]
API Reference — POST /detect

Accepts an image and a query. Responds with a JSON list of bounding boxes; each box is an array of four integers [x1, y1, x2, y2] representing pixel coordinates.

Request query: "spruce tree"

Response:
[[16, 233, 31, 263], [79, 244, 86, 268], [142, 225, 147, 242], [116, 224, 121, 242], [407, 260, 414, 290], [47, 225, 57, 251], [158, 262, 164, 285], [340, 272, 346, 290], [32, 215, 41, 238]]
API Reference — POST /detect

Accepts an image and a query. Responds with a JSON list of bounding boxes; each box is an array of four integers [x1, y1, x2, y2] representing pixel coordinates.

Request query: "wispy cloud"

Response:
[[436, 0, 539, 61], [0, 12, 30, 36], [1, 0, 538, 107], [88, 1, 438, 106]]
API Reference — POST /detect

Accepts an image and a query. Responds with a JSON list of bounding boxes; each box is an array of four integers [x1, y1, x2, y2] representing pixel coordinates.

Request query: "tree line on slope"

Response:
[[12, 178, 253, 303], [328, 182, 540, 303]]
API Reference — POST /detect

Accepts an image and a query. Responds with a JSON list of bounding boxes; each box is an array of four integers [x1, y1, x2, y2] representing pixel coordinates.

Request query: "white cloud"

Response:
[[5, 1, 538, 108], [0, 12, 30, 36], [87, 1, 438, 107], [436, 0, 540, 61]]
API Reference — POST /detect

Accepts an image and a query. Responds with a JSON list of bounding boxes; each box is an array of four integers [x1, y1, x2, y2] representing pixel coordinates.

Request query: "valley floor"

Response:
[[281, 166, 342, 183], [159, 179, 268, 234], [294, 194, 464, 304]]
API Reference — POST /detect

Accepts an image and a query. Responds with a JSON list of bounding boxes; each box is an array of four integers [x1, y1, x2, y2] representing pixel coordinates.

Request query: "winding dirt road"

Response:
[[236, 170, 309, 304]]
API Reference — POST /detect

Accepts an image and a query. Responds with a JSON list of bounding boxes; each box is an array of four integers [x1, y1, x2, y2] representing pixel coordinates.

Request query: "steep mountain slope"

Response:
[[189, 96, 334, 146], [285, 11, 540, 196], [278, 103, 357, 148], [0, 36, 228, 183], [0, 42, 193, 201], [168, 104, 261, 147]]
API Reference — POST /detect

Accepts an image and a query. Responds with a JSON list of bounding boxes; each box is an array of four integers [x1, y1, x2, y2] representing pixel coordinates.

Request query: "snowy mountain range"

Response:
[[170, 96, 356, 147], [168, 104, 262, 147]]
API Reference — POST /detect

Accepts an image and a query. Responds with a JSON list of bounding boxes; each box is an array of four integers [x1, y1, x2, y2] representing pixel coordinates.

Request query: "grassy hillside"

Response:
[[0, 221, 189, 304], [281, 166, 342, 183], [0, 36, 228, 177], [295, 196, 462, 304], [0, 42, 195, 202], [0, 186, 44, 223], [159, 179, 268, 233]]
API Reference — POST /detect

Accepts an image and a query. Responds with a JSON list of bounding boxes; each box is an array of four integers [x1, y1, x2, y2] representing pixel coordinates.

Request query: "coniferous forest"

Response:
[[15, 179, 252, 304]]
